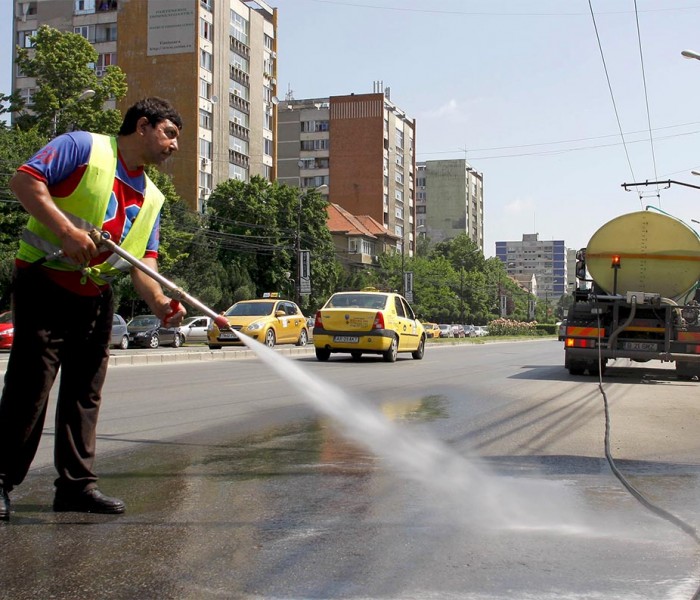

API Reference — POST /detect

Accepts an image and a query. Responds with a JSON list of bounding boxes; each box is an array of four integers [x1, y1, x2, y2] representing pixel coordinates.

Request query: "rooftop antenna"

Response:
[[284, 83, 294, 101]]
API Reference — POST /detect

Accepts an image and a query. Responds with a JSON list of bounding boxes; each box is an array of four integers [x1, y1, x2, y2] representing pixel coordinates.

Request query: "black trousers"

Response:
[[0, 266, 113, 494]]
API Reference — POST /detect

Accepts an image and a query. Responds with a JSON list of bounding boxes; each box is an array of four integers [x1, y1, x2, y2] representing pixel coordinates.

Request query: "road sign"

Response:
[[299, 250, 311, 294], [404, 271, 413, 296]]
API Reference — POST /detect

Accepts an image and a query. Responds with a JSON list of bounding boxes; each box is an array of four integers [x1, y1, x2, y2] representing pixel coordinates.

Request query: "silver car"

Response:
[[178, 316, 211, 343], [110, 314, 129, 350]]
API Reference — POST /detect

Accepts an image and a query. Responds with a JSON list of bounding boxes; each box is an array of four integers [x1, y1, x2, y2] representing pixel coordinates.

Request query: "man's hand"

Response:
[[160, 299, 187, 327], [131, 258, 187, 325]]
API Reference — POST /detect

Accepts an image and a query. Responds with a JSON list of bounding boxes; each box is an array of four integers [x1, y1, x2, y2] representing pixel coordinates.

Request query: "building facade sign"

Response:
[[147, 1, 195, 56]]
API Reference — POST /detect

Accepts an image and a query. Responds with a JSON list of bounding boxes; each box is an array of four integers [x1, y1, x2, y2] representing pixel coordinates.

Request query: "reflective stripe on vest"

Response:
[[17, 133, 164, 285]]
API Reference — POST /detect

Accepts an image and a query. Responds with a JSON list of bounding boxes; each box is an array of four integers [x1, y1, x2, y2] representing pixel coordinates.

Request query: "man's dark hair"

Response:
[[118, 97, 183, 136]]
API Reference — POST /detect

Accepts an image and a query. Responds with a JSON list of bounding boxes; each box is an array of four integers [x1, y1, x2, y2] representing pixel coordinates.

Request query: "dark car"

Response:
[[451, 324, 465, 338], [127, 315, 182, 349], [110, 314, 129, 350]]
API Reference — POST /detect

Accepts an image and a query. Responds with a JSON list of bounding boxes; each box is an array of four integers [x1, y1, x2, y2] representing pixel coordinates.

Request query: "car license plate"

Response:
[[334, 335, 359, 343], [219, 332, 237, 339], [623, 341, 658, 352]]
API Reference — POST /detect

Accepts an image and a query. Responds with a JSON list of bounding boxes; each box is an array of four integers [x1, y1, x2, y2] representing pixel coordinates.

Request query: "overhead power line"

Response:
[[588, 0, 642, 208]]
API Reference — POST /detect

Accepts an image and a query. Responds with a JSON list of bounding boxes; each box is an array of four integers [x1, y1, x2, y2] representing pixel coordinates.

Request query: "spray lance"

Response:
[[85, 229, 232, 333]]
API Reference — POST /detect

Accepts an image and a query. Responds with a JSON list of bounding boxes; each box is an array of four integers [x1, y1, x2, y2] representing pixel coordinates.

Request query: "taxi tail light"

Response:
[[372, 311, 385, 330], [314, 311, 323, 329]]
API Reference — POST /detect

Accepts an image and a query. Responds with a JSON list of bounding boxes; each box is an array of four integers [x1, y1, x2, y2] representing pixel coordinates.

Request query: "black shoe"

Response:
[[53, 488, 125, 514], [0, 487, 9, 521]]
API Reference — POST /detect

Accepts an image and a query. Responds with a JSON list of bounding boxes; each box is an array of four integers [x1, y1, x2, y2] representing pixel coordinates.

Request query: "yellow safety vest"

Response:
[[18, 133, 164, 285]]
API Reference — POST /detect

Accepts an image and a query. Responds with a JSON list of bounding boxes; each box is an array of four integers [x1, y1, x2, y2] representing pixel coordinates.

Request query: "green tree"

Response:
[[0, 126, 50, 309], [206, 177, 341, 311], [15, 25, 127, 137]]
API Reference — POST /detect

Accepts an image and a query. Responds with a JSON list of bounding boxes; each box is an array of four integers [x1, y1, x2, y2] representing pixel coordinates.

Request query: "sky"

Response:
[[3, 1, 700, 257]]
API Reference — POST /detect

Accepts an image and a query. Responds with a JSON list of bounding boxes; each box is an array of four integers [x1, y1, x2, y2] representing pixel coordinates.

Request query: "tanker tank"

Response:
[[585, 210, 700, 302]]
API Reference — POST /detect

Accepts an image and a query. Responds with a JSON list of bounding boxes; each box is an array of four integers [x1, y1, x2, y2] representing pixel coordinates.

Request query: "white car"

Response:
[[179, 316, 212, 343]]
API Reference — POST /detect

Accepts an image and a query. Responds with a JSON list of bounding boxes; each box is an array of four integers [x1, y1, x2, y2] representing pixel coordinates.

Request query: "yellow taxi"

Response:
[[313, 289, 425, 362], [422, 322, 441, 338], [207, 297, 309, 349]]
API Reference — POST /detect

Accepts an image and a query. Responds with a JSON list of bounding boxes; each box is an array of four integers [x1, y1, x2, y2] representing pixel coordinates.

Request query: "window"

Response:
[[200, 78, 212, 100], [200, 49, 212, 71], [394, 296, 406, 317], [17, 30, 37, 48], [199, 138, 212, 160], [74, 26, 92, 40], [95, 24, 117, 43], [75, 0, 96, 14], [95, 53, 116, 75], [395, 128, 404, 149], [300, 139, 329, 151], [18, 87, 34, 103], [301, 176, 328, 188], [199, 109, 212, 130], [230, 10, 249, 45], [264, 138, 273, 157], [301, 120, 329, 133], [200, 18, 213, 41]]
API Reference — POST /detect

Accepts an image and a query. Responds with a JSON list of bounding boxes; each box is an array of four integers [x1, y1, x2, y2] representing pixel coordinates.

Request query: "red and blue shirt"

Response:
[[17, 131, 161, 295]]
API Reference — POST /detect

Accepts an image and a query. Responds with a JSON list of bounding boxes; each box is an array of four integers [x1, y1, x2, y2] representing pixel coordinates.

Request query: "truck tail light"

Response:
[[566, 338, 596, 349]]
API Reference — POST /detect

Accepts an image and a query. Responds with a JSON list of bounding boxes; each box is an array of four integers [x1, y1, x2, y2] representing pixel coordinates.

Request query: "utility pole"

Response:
[[296, 191, 302, 305]]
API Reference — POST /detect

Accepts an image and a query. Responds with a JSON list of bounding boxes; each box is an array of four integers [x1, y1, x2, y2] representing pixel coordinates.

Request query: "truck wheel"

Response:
[[676, 360, 700, 380], [567, 358, 585, 376]]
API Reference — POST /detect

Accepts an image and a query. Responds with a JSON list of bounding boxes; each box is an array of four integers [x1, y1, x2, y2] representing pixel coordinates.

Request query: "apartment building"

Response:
[[495, 233, 567, 304], [277, 89, 417, 258], [12, 0, 278, 212], [415, 158, 484, 250]]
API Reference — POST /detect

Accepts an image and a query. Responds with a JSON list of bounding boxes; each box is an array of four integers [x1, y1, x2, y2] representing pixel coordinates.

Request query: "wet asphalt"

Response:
[[1, 340, 700, 599]]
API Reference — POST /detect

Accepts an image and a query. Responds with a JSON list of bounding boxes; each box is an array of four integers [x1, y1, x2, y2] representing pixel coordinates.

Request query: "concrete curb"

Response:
[[107, 345, 316, 367]]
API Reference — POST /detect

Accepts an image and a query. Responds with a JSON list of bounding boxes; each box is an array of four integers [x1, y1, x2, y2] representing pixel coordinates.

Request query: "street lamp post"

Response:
[[53, 89, 96, 136]]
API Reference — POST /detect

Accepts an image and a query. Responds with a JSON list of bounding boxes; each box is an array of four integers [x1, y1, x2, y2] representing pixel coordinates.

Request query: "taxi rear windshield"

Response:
[[326, 294, 387, 309]]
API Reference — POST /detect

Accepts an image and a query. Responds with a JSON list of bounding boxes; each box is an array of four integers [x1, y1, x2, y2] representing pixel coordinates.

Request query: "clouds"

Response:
[[418, 98, 463, 121], [504, 197, 535, 215]]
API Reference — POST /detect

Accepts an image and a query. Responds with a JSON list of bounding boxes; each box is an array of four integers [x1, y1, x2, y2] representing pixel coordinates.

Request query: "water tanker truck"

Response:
[[564, 210, 700, 378]]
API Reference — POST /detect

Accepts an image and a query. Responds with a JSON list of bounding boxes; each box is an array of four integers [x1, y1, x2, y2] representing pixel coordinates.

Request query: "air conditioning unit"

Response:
[[233, 117, 242, 125], [233, 89, 240, 97], [200, 187, 211, 197], [200, 157, 209, 169]]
